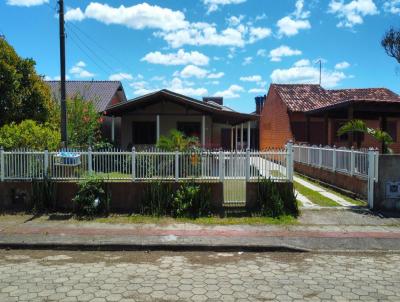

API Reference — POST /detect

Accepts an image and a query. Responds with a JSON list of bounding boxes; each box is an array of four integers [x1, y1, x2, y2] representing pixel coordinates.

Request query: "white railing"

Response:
[[293, 144, 374, 178], [0, 145, 293, 182]]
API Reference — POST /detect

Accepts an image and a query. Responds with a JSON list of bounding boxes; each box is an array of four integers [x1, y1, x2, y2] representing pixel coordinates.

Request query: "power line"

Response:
[[66, 21, 133, 72], [66, 24, 118, 74], [67, 34, 114, 76]]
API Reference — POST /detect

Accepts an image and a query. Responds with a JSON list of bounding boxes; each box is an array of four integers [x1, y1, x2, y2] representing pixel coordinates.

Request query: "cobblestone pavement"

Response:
[[0, 250, 399, 302]]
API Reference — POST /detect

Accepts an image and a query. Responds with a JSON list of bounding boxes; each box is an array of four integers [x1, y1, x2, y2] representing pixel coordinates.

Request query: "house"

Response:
[[46, 80, 127, 144], [105, 89, 259, 150], [259, 84, 400, 153]]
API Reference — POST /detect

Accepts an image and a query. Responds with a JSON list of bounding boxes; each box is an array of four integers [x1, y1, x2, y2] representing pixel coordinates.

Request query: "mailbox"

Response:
[[386, 181, 400, 199]]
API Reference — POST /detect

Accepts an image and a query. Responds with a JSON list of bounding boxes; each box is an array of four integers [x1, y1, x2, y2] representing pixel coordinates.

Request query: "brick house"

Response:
[[259, 84, 400, 153]]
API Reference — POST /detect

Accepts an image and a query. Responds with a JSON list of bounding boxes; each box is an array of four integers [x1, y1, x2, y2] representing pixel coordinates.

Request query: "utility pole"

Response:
[[316, 59, 322, 86], [58, 0, 68, 146]]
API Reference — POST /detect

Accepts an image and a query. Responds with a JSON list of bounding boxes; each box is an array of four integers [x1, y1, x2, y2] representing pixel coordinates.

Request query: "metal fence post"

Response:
[[318, 145, 322, 168], [0, 147, 4, 182], [332, 146, 337, 172], [219, 150, 224, 181], [350, 147, 355, 176], [245, 149, 250, 181], [367, 148, 376, 209], [132, 147, 136, 181], [286, 141, 293, 182], [44, 150, 49, 178], [88, 147, 93, 174], [307, 146, 311, 165], [175, 151, 179, 181]]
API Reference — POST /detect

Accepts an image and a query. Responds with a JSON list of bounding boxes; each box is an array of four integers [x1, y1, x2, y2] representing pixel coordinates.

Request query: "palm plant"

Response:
[[337, 119, 393, 153], [156, 129, 200, 151]]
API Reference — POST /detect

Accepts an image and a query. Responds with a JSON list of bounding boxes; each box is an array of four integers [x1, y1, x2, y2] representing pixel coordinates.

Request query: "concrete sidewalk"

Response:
[[1, 209, 400, 252]]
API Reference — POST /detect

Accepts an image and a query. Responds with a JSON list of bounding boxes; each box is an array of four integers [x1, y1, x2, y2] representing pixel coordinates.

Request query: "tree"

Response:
[[0, 120, 60, 151], [382, 28, 400, 64], [0, 38, 55, 127], [66, 95, 103, 148], [156, 129, 199, 151], [337, 119, 394, 154]]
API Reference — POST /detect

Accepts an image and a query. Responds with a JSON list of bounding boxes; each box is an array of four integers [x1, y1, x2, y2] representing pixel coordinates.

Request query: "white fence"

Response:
[[293, 144, 375, 178], [0, 146, 293, 182]]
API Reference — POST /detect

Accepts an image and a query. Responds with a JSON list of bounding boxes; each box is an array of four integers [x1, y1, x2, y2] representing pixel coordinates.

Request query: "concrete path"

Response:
[[294, 176, 354, 207]]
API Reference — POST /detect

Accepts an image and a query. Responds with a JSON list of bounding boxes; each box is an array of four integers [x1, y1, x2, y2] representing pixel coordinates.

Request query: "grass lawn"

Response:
[[295, 174, 367, 207], [94, 215, 297, 225], [294, 181, 340, 207]]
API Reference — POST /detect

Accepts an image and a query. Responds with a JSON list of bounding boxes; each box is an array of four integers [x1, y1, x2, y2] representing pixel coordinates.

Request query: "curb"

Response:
[[0, 243, 310, 253]]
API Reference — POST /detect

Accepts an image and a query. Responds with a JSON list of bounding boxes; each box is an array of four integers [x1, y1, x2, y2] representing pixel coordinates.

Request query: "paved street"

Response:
[[0, 250, 399, 301]]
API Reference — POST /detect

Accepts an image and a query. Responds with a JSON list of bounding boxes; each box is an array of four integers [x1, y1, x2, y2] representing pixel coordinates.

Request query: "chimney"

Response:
[[255, 95, 265, 114], [203, 97, 223, 106]]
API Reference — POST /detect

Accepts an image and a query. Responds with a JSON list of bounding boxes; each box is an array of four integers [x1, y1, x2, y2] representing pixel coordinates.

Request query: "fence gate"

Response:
[[222, 152, 247, 207], [223, 179, 246, 206]]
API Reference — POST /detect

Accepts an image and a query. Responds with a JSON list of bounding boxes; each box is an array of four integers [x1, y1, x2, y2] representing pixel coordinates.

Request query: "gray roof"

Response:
[[46, 80, 127, 112]]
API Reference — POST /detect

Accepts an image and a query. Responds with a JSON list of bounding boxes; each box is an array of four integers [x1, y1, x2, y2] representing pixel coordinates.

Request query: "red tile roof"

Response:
[[271, 84, 400, 112]]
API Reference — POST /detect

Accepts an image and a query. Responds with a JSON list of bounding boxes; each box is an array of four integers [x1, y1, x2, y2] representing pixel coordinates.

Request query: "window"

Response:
[[177, 122, 201, 138], [333, 121, 364, 143], [132, 122, 156, 144], [387, 121, 398, 142]]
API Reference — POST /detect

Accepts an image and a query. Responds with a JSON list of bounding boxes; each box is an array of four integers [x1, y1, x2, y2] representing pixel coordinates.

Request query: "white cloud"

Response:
[[269, 45, 302, 62], [69, 61, 94, 79], [248, 88, 266, 94], [44, 75, 70, 81], [248, 27, 272, 43], [141, 49, 209, 66], [270, 59, 348, 88], [227, 15, 244, 27], [384, 0, 400, 14], [328, 0, 378, 28], [109, 73, 134, 81], [277, 16, 311, 37], [257, 49, 267, 57], [214, 84, 244, 99], [6, 0, 48, 6], [242, 56, 253, 65], [335, 61, 350, 69], [68, 2, 188, 31], [203, 0, 246, 14], [208, 72, 225, 79], [169, 78, 208, 96], [240, 75, 262, 82], [277, 0, 311, 37], [176, 65, 209, 79], [65, 7, 85, 21]]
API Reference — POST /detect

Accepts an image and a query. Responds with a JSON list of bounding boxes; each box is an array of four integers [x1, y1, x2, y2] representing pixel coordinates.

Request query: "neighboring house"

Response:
[[260, 84, 400, 153], [105, 89, 259, 150], [46, 80, 127, 144]]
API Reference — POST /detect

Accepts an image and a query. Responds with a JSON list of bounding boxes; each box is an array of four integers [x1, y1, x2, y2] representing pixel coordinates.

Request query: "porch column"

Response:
[[235, 126, 238, 150], [306, 115, 310, 144], [201, 115, 206, 148], [240, 124, 244, 150], [156, 114, 160, 142], [230, 126, 234, 150], [111, 115, 115, 142], [324, 114, 328, 146], [247, 121, 251, 150], [380, 115, 388, 153], [347, 106, 354, 148]]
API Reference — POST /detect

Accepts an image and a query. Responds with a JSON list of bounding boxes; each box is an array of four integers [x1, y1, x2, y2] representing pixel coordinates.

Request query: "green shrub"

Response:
[[172, 182, 211, 218], [72, 175, 110, 217], [31, 176, 56, 212], [0, 120, 60, 150], [256, 178, 298, 218], [140, 181, 174, 216]]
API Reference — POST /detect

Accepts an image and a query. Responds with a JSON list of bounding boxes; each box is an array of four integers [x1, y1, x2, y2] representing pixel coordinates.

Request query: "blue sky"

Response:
[[1, 0, 400, 113]]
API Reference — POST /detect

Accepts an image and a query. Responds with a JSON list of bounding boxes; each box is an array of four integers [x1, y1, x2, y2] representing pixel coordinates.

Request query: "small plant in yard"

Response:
[[72, 175, 110, 218], [256, 178, 299, 218], [31, 176, 56, 212], [141, 181, 174, 216], [171, 182, 211, 219]]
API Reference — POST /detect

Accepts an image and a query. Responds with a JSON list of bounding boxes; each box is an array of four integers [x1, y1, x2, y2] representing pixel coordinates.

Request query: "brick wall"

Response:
[[259, 87, 293, 149]]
